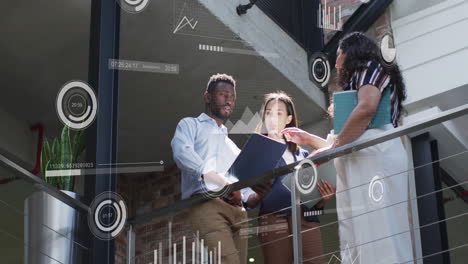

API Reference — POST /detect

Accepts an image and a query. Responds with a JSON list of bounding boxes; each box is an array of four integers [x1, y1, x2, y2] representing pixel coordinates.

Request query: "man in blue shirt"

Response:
[[171, 73, 247, 264]]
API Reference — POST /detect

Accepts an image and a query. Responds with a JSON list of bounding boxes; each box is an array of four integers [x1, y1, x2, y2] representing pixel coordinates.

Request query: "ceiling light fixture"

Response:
[[236, 0, 259, 16]]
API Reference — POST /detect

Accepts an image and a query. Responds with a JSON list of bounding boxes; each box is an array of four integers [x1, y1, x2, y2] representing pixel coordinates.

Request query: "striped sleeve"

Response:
[[353, 61, 391, 93]]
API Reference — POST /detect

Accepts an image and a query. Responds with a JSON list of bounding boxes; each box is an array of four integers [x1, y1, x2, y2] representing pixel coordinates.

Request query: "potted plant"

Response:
[[24, 125, 86, 264], [40, 125, 85, 191]]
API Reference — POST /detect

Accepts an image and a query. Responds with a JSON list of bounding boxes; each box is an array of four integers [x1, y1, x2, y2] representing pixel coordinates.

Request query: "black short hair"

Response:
[[206, 73, 236, 94]]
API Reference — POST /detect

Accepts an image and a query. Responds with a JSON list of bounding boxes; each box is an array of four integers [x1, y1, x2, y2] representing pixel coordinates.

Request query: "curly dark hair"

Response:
[[337, 32, 407, 123]]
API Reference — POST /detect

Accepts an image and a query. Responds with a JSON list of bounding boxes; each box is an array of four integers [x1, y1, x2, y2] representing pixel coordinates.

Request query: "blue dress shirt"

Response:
[[171, 113, 240, 199]]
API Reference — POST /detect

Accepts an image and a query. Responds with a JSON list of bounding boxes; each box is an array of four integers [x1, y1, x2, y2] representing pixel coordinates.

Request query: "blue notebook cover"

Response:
[[333, 87, 391, 134], [228, 133, 287, 182]]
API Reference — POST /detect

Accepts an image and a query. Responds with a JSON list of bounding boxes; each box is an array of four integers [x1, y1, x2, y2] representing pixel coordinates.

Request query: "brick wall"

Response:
[[114, 165, 197, 264]]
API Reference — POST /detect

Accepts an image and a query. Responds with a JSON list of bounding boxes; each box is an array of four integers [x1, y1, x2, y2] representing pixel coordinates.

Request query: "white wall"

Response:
[[391, 0, 468, 106], [393, 0, 468, 185], [0, 107, 35, 170], [391, 0, 448, 20]]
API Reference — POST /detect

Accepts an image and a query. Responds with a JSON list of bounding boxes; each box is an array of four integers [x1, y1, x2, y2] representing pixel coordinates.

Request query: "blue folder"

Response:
[[333, 87, 391, 134], [228, 133, 287, 182]]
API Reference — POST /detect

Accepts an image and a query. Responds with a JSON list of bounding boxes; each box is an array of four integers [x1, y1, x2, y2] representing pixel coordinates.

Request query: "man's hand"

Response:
[[251, 180, 272, 199], [244, 180, 271, 209], [203, 171, 229, 189], [227, 190, 242, 207]]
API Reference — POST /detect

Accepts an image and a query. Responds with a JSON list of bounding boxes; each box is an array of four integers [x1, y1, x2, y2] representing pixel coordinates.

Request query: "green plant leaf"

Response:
[[60, 126, 73, 191], [73, 130, 86, 161], [44, 159, 56, 186], [51, 137, 61, 189], [41, 137, 51, 178], [40, 126, 86, 192], [51, 138, 60, 164]]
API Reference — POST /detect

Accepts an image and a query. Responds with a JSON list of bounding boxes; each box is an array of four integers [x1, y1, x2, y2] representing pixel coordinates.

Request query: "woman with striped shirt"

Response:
[[282, 32, 414, 263]]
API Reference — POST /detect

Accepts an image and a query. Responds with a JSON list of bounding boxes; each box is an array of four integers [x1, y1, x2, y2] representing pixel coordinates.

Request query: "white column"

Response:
[[201, 239, 204, 264], [173, 243, 177, 264], [192, 242, 195, 264], [183, 236, 186, 264], [159, 243, 162, 264], [218, 241, 221, 264], [333, 6, 336, 30]]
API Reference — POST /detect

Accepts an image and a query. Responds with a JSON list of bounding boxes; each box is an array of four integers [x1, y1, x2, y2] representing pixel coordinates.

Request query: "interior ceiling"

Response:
[[0, 0, 326, 167], [0, 0, 91, 137]]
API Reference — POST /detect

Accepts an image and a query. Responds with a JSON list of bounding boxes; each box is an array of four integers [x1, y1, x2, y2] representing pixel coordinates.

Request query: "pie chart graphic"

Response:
[[380, 34, 397, 65]]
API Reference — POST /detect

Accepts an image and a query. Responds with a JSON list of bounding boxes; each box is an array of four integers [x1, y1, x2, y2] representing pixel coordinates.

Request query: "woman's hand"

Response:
[[281, 127, 312, 145], [317, 179, 336, 202], [307, 144, 335, 159], [315, 179, 336, 209], [282, 127, 329, 149]]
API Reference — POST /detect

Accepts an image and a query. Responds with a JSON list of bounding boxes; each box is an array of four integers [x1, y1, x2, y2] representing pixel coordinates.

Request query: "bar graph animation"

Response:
[[150, 222, 222, 264], [317, 2, 343, 31]]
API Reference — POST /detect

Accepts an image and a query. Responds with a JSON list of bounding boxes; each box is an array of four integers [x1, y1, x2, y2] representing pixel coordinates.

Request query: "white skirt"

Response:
[[333, 125, 414, 264]]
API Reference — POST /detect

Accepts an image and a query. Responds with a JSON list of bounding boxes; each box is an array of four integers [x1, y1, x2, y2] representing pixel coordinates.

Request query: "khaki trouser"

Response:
[[259, 213, 325, 264], [189, 198, 248, 264]]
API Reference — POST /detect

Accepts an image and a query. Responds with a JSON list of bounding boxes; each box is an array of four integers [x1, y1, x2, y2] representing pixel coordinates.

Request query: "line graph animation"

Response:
[[173, 16, 198, 34], [172, 0, 241, 41], [327, 244, 361, 264]]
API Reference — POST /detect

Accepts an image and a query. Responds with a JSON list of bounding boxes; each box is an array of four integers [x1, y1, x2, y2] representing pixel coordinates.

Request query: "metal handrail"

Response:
[[129, 104, 468, 224], [0, 154, 89, 213], [2, 104, 466, 224]]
